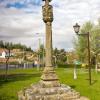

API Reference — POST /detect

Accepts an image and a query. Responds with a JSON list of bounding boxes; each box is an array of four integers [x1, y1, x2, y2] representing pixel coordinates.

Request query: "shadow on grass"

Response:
[[85, 79, 97, 85], [0, 73, 41, 86], [0, 94, 16, 100], [91, 80, 97, 85], [70, 85, 76, 89]]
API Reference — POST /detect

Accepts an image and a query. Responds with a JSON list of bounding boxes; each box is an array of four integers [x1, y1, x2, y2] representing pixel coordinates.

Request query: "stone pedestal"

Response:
[[41, 67, 60, 87], [18, 67, 89, 100], [18, 82, 89, 100]]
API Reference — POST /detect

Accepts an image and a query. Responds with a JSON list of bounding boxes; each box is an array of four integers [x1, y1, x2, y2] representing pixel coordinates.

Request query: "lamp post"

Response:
[[35, 33, 45, 68], [73, 23, 92, 85], [36, 33, 41, 66]]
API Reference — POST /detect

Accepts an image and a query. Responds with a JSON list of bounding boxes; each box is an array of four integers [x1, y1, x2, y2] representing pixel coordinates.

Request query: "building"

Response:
[[0, 48, 14, 58], [0, 48, 15, 63], [0, 48, 8, 58]]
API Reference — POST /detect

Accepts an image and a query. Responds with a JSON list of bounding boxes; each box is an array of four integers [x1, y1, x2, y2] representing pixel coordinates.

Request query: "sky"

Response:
[[0, 0, 100, 51]]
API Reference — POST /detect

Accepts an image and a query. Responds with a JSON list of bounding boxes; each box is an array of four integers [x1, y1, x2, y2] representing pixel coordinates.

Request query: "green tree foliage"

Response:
[[91, 25, 100, 55], [38, 44, 45, 59], [38, 44, 45, 66], [90, 23, 100, 64], [0, 40, 33, 52], [0, 40, 4, 48], [53, 48, 67, 64], [74, 20, 100, 64], [74, 22, 93, 63]]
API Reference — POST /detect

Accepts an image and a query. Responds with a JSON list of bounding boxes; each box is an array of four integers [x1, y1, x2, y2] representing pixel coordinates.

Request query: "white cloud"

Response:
[[0, 0, 100, 51]]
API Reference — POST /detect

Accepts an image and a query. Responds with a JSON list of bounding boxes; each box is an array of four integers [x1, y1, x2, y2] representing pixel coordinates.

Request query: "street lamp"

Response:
[[73, 23, 92, 85], [35, 33, 45, 68], [73, 23, 80, 34]]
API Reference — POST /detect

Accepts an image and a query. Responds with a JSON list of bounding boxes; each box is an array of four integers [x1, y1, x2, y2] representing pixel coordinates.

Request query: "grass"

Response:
[[0, 67, 100, 100], [0, 68, 41, 100], [56, 68, 100, 100]]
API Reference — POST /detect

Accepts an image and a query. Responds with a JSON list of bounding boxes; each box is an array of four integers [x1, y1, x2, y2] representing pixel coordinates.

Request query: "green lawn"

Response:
[[0, 67, 100, 100]]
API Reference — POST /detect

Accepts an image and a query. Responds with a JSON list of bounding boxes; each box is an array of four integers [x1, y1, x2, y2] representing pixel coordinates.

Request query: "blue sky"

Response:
[[0, 0, 100, 51], [6, 0, 41, 8]]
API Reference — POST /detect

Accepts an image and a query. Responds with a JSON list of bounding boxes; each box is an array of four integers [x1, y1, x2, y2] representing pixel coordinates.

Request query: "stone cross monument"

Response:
[[18, 0, 89, 100], [40, 0, 60, 87]]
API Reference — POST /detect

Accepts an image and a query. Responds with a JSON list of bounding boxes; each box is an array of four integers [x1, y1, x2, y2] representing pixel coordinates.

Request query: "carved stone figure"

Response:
[[42, 5, 53, 23]]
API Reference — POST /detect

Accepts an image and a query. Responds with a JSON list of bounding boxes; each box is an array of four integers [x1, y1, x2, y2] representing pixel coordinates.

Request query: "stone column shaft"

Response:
[[45, 22, 52, 67], [41, 0, 60, 87]]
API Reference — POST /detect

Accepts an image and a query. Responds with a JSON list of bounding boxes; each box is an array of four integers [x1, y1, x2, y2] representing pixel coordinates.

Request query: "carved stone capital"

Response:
[[42, 5, 53, 23]]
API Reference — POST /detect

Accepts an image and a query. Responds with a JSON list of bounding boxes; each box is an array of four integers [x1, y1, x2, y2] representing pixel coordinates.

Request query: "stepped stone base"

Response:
[[18, 67, 89, 100], [18, 83, 89, 100]]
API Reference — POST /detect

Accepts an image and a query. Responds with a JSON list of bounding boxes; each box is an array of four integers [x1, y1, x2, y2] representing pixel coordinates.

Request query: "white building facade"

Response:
[[0, 48, 13, 58]]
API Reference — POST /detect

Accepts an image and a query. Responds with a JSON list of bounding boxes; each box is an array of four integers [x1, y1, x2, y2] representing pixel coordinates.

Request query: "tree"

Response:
[[74, 22, 93, 63], [53, 48, 67, 64], [38, 44, 45, 67], [90, 22, 100, 65], [74, 20, 100, 65], [0, 40, 4, 48], [0, 41, 33, 52]]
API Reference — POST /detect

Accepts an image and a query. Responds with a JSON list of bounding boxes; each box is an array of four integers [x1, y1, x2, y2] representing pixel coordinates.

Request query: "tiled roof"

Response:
[[0, 48, 7, 53], [0, 58, 17, 63], [0, 58, 6, 62], [0, 48, 13, 53]]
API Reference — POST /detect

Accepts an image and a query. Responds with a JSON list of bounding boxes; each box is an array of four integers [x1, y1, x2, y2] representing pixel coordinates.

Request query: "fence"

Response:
[[0, 63, 33, 70]]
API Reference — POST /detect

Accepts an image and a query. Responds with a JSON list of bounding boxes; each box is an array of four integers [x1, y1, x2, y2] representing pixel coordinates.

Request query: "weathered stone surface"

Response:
[[40, 80, 60, 88], [18, 83, 89, 100], [40, 66, 60, 88], [41, 70, 59, 81]]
